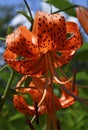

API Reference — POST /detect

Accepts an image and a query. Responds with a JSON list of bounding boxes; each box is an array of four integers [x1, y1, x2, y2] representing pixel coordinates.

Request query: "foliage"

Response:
[[46, 0, 77, 16]]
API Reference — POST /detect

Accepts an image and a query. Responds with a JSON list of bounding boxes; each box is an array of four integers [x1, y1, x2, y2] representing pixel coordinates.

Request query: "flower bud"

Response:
[[76, 6, 88, 34]]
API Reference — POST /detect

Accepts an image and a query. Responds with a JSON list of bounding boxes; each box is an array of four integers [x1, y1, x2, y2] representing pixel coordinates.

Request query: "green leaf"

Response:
[[0, 65, 8, 72], [79, 42, 88, 51], [17, 10, 33, 23], [46, 0, 76, 16], [7, 26, 13, 34], [76, 71, 88, 80], [9, 113, 24, 122], [24, 77, 32, 87], [76, 50, 88, 61], [76, 43, 88, 61], [0, 37, 5, 41]]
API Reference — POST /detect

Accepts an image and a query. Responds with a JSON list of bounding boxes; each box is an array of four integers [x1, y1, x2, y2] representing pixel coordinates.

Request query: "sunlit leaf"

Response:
[[7, 26, 13, 35], [17, 10, 33, 23], [0, 37, 5, 41], [46, 0, 76, 16]]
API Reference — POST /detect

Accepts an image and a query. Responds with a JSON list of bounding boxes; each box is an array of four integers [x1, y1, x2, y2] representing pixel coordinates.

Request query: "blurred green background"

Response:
[[0, 0, 88, 130]]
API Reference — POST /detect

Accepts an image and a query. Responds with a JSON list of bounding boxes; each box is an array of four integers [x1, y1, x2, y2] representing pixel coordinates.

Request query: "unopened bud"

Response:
[[76, 6, 88, 34]]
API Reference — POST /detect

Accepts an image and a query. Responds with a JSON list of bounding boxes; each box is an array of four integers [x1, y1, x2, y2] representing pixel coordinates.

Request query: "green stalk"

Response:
[[0, 65, 8, 72], [0, 37, 5, 41], [52, 4, 78, 14], [23, 0, 33, 19], [0, 67, 14, 112]]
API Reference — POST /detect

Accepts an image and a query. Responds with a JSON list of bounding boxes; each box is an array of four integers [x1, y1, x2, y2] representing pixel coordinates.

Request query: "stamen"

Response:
[[31, 78, 48, 124], [16, 75, 28, 89], [38, 88, 47, 106], [34, 101, 39, 124], [47, 52, 57, 112], [48, 52, 73, 84], [47, 52, 55, 76], [54, 75, 73, 84], [31, 55, 49, 123], [26, 117, 35, 130], [72, 68, 76, 91], [77, 84, 88, 88], [37, 54, 50, 107], [56, 120, 61, 130], [54, 76, 88, 105], [57, 66, 88, 88]]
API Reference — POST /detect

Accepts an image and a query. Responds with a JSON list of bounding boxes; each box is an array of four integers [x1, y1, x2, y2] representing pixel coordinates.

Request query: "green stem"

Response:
[[0, 67, 14, 112], [23, 0, 33, 19], [0, 37, 5, 41], [52, 4, 78, 14], [0, 65, 8, 72]]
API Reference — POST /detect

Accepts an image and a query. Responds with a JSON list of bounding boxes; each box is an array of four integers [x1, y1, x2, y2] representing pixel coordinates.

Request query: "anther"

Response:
[[34, 101, 39, 124], [26, 117, 35, 130]]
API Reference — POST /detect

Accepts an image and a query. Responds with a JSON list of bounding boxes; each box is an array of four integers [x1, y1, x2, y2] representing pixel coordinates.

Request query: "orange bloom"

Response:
[[3, 11, 83, 129], [4, 11, 82, 76], [76, 6, 88, 34], [14, 77, 78, 130]]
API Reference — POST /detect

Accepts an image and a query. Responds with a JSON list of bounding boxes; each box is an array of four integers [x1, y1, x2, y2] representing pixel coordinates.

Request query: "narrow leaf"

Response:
[[7, 26, 13, 34], [17, 10, 33, 23], [46, 0, 76, 16], [0, 37, 5, 41]]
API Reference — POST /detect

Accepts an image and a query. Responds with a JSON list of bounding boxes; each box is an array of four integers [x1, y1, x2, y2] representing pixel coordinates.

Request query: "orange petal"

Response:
[[66, 22, 83, 51], [13, 81, 47, 115], [13, 77, 62, 115], [14, 78, 47, 115], [3, 48, 17, 59], [4, 49, 46, 76], [6, 26, 39, 58], [32, 11, 53, 53], [14, 95, 35, 115], [32, 77, 62, 112], [32, 11, 66, 53], [14, 94, 47, 115], [53, 51, 73, 67], [59, 78, 78, 108], [52, 22, 82, 67], [52, 14, 66, 51]]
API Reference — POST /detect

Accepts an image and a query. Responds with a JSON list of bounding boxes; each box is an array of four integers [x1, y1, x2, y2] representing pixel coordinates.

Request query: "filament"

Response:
[[54, 76, 88, 105]]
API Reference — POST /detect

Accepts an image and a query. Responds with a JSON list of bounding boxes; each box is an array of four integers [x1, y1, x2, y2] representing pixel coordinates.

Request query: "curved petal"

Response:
[[52, 51, 74, 67], [52, 22, 82, 67], [32, 77, 62, 112], [66, 22, 83, 51], [59, 78, 78, 108], [52, 14, 66, 51], [3, 49, 46, 76], [13, 94, 46, 115], [13, 77, 62, 116], [14, 95, 35, 115], [32, 11, 66, 53], [32, 11, 53, 53], [6, 26, 39, 57]]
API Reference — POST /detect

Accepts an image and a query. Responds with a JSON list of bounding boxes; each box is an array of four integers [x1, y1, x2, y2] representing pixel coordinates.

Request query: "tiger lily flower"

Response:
[[76, 6, 88, 34], [4, 11, 82, 77], [14, 77, 78, 130], [4, 12, 83, 121]]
